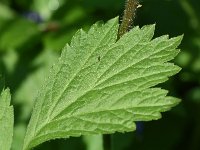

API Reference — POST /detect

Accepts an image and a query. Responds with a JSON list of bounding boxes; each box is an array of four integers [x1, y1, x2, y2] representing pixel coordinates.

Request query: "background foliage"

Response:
[[0, 0, 200, 150]]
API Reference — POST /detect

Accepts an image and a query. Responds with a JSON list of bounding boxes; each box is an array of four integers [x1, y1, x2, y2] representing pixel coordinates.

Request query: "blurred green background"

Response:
[[0, 0, 200, 150]]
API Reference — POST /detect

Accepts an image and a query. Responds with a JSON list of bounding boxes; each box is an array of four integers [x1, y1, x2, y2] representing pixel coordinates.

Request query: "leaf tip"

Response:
[[172, 34, 184, 47]]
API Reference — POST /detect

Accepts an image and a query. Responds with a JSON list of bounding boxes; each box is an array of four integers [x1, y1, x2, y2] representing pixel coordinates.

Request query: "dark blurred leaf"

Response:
[[0, 18, 40, 51]]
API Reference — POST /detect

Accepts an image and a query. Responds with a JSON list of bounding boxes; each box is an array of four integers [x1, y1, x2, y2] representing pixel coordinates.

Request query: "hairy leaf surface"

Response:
[[23, 17, 182, 150], [0, 88, 14, 150]]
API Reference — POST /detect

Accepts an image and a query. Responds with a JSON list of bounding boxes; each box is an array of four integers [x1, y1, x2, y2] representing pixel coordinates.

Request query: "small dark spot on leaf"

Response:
[[98, 56, 101, 61]]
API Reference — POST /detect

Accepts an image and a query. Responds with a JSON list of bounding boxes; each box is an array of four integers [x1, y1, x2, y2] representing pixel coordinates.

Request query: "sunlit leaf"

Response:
[[23, 17, 182, 150]]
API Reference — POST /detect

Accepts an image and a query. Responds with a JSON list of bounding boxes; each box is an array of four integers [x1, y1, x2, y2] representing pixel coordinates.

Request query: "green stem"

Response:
[[118, 0, 140, 39], [103, 134, 111, 150]]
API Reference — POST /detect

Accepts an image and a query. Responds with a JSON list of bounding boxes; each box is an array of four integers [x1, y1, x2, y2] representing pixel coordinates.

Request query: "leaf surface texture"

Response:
[[0, 88, 14, 150], [23, 17, 182, 149]]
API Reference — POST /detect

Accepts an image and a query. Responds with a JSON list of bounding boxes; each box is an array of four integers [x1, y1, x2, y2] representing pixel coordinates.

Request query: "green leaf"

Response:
[[10, 50, 58, 150], [0, 18, 40, 51], [0, 2, 15, 20], [23, 17, 182, 150], [0, 88, 14, 150], [83, 135, 103, 150]]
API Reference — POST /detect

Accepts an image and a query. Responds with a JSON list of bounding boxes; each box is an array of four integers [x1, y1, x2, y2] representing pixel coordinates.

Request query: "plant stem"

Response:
[[118, 0, 140, 39], [103, 134, 111, 150]]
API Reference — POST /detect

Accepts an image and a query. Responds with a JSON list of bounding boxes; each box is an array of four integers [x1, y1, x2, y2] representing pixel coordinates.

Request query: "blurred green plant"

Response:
[[0, 0, 200, 150]]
